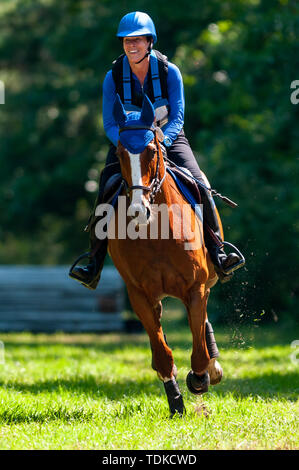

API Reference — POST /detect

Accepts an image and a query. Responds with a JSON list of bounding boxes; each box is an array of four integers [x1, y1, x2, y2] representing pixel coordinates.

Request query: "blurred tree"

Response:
[[0, 0, 298, 320]]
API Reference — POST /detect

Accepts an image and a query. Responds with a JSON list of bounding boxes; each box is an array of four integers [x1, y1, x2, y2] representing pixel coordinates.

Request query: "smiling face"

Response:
[[123, 36, 151, 64]]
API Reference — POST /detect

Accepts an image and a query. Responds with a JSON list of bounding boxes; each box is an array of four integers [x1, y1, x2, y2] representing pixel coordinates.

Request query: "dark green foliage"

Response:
[[0, 0, 298, 319]]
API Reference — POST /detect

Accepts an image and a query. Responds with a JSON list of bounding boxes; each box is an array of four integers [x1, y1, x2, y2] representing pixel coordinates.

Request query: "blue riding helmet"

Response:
[[117, 11, 157, 43]]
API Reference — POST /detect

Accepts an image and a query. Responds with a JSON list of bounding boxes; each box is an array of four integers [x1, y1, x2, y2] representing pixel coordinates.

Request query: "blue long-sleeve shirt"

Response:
[[102, 61, 185, 147]]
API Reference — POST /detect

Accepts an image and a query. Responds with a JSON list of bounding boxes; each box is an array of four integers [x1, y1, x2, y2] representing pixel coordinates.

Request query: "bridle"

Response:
[[118, 126, 167, 204]]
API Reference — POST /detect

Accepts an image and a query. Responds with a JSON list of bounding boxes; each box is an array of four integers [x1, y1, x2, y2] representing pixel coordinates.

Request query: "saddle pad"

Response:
[[166, 167, 203, 223]]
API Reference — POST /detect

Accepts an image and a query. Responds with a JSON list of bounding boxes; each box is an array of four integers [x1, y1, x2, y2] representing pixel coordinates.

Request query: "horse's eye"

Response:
[[149, 147, 157, 159]]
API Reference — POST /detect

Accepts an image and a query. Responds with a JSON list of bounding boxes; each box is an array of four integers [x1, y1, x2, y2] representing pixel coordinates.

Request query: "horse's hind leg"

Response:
[[201, 288, 223, 385], [126, 285, 185, 417], [206, 319, 223, 385], [185, 286, 211, 395]]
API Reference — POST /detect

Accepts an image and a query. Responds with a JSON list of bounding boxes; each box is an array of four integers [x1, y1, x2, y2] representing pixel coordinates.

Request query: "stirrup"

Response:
[[69, 251, 93, 275], [221, 241, 246, 275], [68, 251, 99, 289]]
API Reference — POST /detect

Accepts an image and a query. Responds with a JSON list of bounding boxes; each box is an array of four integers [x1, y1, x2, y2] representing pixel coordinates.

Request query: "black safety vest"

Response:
[[112, 49, 169, 110]]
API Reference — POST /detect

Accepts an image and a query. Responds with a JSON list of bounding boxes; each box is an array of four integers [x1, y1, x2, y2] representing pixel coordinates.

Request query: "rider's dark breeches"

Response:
[[96, 143, 121, 204], [167, 130, 222, 244]]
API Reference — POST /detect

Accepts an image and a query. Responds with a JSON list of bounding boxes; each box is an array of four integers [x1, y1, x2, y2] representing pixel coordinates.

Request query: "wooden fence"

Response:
[[0, 265, 125, 332]]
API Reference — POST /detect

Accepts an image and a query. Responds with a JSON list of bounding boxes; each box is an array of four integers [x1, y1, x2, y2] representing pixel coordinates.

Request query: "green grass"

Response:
[[0, 313, 298, 450]]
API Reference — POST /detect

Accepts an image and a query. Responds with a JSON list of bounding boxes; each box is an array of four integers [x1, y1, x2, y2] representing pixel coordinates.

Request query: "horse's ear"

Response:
[[140, 94, 155, 127], [113, 94, 127, 128]]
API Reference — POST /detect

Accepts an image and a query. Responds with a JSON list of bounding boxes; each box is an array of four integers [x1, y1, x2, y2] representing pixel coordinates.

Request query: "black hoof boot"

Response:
[[205, 320, 219, 359], [186, 370, 210, 395], [163, 378, 186, 418]]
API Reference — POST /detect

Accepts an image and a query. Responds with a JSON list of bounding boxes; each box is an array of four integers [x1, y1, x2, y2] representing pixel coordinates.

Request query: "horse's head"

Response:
[[113, 94, 165, 224]]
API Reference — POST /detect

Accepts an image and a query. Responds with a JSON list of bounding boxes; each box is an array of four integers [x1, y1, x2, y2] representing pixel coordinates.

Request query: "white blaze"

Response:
[[128, 152, 143, 206], [127, 152, 148, 225]]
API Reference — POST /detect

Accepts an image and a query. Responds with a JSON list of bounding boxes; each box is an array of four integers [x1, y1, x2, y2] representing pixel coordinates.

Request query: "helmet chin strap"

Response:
[[135, 40, 153, 65], [135, 50, 151, 64]]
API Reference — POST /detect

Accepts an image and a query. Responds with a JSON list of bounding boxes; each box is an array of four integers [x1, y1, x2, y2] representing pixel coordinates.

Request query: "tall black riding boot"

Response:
[[69, 171, 123, 290], [199, 184, 245, 282], [68, 224, 108, 290]]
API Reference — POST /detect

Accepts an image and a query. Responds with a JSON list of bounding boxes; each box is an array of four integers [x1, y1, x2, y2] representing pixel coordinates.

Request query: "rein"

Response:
[[118, 126, 167, 204]]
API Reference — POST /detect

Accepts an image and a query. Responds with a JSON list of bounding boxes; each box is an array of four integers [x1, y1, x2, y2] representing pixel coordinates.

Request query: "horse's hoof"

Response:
[[207, 358, 223, 385], [164, 378, 186, 418], [186, 370, 210, 395]]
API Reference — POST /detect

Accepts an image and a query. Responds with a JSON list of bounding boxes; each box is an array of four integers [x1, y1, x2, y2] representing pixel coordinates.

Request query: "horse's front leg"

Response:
[[126, 284, 185, 417], [185, 286, 211, 395], [149, 302, 178, 378]]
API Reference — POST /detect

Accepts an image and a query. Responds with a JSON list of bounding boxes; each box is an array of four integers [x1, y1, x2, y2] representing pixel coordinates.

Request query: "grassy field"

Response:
[[0, 310, 298, 450]]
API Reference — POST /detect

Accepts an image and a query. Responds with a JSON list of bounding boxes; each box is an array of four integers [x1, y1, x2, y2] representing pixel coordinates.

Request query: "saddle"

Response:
[[165, 164, 202, 213]]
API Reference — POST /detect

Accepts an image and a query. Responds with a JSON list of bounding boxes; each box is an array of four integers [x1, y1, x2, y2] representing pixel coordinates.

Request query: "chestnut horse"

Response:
[[106, 95, 222, 416]]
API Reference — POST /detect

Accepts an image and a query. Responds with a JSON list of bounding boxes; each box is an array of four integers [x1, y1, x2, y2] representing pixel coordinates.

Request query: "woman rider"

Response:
[[69, 11, 244, 289]]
